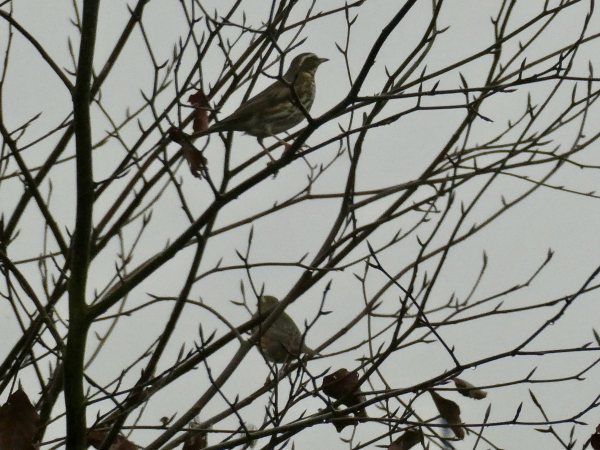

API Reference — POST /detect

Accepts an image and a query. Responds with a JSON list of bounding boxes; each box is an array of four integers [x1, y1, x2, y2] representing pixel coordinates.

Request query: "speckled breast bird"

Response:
[[194, 53, 328, 159], [252, 295, 316, 363]]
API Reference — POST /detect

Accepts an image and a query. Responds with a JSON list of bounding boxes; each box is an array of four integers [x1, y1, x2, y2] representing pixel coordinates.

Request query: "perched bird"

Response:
[[252, 295, 316, 363], [193, 53, 328, 160]]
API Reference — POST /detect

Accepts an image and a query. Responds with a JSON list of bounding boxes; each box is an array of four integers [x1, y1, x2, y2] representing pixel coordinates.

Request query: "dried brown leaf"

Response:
[[592, 433, 600, 450], [387, 429, 423, 450], [429, 390, 464, 439], [454, 377, 487, 400], [182, 429, 207, 450], [169, 127, 208, 178], [322, 369, 356, 398], [188, 90, 210, 132], [321, 368, 369, 432], [182, 143, 208, 179], [592, 424, 600, 450], [0, 388, 39, 450], [332, 415, 360, 433], [322, 368, 366, 412], [87, 429, 138, 450]]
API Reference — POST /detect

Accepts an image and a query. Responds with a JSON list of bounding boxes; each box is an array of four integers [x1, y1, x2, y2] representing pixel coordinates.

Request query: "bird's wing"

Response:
[[267, 315, 304, 350], [220, 80, 291, 124]]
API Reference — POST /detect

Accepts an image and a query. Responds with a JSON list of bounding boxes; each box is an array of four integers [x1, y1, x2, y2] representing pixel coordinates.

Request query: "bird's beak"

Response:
[[318, 57, 329, 64]]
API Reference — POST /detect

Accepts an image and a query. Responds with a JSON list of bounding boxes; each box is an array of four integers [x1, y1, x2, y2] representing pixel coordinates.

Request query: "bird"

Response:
[[193, 53, 328, 160], [252, 295, 316, 363]]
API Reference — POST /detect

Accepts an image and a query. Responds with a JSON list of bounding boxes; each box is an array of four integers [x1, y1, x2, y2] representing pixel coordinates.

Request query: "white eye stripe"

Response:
[[298, 53, 317, 65]]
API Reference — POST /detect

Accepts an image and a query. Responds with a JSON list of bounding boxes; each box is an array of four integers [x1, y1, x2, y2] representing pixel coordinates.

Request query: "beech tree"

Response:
[[1, 1, 600, 449]]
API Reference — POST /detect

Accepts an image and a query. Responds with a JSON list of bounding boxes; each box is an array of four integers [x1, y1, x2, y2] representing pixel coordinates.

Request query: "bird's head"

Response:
[[258, 295, 280, 310], [284, 53, 328, 80]]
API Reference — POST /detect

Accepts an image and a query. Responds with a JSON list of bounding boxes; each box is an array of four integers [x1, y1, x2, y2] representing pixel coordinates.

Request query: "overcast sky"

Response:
[[1, 1, 600, 449]]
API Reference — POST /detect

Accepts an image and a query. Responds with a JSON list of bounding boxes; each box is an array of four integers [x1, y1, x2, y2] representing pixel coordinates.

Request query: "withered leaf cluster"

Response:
[[321, 368, 368, 432]]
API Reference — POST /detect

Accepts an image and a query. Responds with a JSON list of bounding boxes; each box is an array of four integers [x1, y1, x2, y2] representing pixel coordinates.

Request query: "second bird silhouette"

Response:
[[252, 295, 316, 363]]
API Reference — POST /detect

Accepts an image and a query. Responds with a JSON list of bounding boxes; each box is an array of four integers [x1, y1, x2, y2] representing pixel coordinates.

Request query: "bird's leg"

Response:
[[274, 133, 312, 153], [271, 134, 294, 149], [258, 138, 277, 162]]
